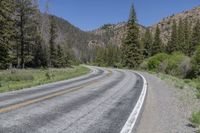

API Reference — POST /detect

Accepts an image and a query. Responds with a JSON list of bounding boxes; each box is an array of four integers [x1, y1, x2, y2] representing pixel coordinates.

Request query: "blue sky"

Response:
[[39, 0, 200, 31]]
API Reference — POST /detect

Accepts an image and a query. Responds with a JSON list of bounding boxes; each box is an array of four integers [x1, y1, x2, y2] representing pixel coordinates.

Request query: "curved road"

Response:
[[0, 66, 145, 133]]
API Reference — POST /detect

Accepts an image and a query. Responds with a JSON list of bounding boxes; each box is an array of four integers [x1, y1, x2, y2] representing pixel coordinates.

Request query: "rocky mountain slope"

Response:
[[150, 5, 200, 44], [48, 5, 200, 59]]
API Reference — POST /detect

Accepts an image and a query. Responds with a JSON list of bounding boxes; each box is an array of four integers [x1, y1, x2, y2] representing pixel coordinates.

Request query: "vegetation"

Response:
[[121, 4, 142, 68], [152, 26, 163, 55], [141, 52, 191, 78], [0, 66, 89, 93], [192, 46, 200, 77], [142, 29, 153, 58], [93, 44, 121, 67], [189, 111, 200, 132], [0, 0, 77, 69]]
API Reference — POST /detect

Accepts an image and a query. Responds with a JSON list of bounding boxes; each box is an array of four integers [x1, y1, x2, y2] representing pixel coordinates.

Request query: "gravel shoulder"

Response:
[[137, 72, 200, 133]]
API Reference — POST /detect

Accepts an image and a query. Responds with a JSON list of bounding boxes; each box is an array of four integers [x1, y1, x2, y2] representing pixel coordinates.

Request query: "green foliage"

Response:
[[49, 16, 58, 67], [14, 0, 39, 68], [93, 44, 121, 67], [192, 46, 200, 77], [143, 53, 168, 72], [7, 74, 34, 82], [0, 66, 89, 93], [190, 20, 200, 56], [167, 20, 178, 53], [0, 0, 14, 69], [152, 26, 163, 55], [189, 111, 200, 129], [141, 52, 191, 78], [142, 29, 153, 58], [121, 4, 142, 68]]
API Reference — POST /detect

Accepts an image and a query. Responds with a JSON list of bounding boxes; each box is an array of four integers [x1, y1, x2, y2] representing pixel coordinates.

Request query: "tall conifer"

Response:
[[121, 4, 142, 68], [167, 20, 178, 53], [0, 0, 14, 69], [152, 26, 162, 55], [142, 29, 153, 58]]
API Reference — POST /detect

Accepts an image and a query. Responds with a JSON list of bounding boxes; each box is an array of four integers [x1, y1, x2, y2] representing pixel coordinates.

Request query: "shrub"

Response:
[[165, 52, 191, 78], [45, 71, 55, 80], [192, 46, 200, 77], [145, 53, 168, 72], [140, 52, 191, 78], [189, 111, 200, 129]]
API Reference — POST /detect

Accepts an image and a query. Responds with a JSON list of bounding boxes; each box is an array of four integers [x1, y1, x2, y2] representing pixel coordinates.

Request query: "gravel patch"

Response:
[[137, 72, 200, 133]]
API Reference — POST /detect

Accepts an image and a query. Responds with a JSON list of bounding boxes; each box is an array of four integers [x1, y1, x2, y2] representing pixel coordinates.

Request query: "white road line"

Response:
[[120, 71, 148, 133]]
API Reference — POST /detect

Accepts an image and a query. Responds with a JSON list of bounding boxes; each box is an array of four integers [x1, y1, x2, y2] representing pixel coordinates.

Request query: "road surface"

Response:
[[0, 66, 146, 133]]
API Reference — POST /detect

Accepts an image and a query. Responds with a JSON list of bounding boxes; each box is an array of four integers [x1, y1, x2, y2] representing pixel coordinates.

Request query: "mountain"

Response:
[[150, 5, 200, 44], [91, 22, 146, 46], [46, 5, 200, 60]]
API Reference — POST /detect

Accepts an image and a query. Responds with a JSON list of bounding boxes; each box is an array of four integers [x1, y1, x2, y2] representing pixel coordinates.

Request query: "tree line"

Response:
[[0, 0, 72, 69], [94, 3, 200, 73]]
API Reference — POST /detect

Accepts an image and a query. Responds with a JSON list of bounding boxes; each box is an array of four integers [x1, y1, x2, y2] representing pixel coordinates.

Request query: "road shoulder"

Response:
[[137, 72, 200, 133]]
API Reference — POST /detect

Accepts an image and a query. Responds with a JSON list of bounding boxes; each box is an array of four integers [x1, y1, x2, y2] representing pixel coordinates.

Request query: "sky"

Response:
[[39, 0, 200, 31]]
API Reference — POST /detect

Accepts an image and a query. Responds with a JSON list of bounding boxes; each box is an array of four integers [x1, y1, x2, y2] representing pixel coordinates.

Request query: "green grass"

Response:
[[189, 111, 200, 132], [0, 66, 90, 93]]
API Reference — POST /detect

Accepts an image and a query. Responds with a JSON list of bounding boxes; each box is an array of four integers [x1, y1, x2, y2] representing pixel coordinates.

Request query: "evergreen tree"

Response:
[[152, 25, 162, 55], [33, 36, 48, 67], [0, 0, 14, 69], [190, 20, 200, 56], [183, 18, 191, 55], [167, 20, 178, 53], [14, 0, 38, 68], [177, 19, 185, 52], [121, 4, 142, 68], [32, 0, 48, 67], [142, 29, 153, 58], [95, 46, 105, 66], [56, 45, 66, 68], [49, 16, 57, 67]]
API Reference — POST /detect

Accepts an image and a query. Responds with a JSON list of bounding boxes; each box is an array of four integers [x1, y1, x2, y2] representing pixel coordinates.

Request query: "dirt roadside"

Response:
[[137, 72, 200, 133]]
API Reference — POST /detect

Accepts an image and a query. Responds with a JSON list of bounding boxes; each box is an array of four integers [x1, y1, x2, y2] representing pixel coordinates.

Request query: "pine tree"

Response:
[[0, 0, 14, 69], [56, 45, 66, 68], [49, 15, 57, 67], [190, 20, 200, 56], [183, 18, 191, 55], [14, 0, 38, 68], [152, 25, 162, 55], [167, 20, 178, 53], [121, 4, 142, 68], [142, 29, 153, 58], [177, 19, 185, 53]]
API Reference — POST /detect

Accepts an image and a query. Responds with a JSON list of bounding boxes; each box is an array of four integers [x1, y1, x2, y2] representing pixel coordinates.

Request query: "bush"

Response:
[[166, 52, 191, 78], [145, 53, 168, 72], [140, 52, 192, 78], [192, 46, 200, 77], [45, 71, 55, 80], [189, 111, 200, 129]]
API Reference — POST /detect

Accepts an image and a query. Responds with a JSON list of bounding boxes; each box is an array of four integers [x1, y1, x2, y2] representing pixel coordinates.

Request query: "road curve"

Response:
[[0, 66, 146, 133]]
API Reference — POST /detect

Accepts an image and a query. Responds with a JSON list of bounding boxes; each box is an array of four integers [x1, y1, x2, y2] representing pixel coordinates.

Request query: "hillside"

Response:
[[47, 5, 200, 59], [150, 5, 200, 44]]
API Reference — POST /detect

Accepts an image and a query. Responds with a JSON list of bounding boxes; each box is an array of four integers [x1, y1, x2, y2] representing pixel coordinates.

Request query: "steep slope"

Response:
[[44, 5, 200, 60], [91, 22, 146, 47], [150, 5, 200, 44]]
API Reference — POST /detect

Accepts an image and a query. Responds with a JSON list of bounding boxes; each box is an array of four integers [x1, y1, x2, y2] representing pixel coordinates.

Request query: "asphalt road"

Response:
[[0, 66, 144, 133]]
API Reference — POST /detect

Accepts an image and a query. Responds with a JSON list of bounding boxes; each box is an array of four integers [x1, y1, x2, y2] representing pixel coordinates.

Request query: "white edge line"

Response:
[[120, 71, 148, 133]]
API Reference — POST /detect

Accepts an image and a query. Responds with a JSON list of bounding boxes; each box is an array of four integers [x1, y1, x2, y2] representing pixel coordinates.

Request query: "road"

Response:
[[0, 66, 146, 133]]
